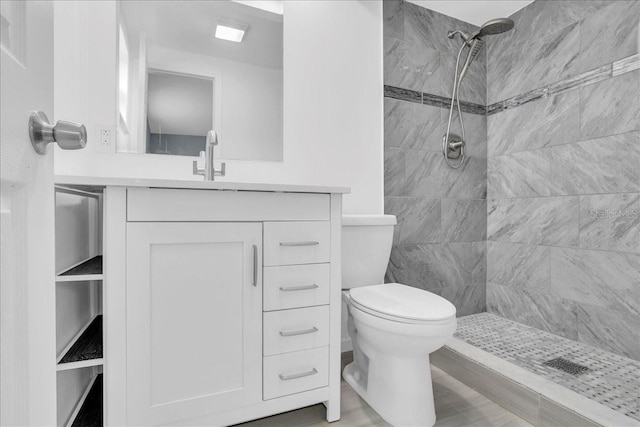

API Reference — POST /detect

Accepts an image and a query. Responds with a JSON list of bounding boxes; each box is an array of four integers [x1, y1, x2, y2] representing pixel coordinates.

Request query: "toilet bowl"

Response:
[[342, 215, 456, 427]]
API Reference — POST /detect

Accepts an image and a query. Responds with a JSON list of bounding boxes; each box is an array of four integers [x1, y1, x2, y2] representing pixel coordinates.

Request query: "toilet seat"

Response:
[[349, 283, 456, 324]]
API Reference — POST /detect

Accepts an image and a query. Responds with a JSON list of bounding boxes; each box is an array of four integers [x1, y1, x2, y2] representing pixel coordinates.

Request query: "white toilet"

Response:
[[342, 215, 456, 427]]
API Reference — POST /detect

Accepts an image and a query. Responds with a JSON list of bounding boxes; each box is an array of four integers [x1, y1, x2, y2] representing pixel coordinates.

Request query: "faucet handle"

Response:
[[193, 160, 205, 176], [214, 162, 226, 177]]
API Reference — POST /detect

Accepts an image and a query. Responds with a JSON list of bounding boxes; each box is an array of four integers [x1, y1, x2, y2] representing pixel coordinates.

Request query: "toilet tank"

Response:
[[342, 215, 397, 289]]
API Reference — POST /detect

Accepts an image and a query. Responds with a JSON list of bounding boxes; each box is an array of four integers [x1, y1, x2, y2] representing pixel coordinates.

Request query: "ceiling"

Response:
[[121, 1, 283, 70], [406, 1, 534, 27]]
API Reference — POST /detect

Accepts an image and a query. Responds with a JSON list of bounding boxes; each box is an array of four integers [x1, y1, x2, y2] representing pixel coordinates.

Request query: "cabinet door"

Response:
[[126, 222, 262, 426]]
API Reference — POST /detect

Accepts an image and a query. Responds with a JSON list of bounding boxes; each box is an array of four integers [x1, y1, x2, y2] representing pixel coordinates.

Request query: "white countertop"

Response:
[[55, 175, 350, 194]]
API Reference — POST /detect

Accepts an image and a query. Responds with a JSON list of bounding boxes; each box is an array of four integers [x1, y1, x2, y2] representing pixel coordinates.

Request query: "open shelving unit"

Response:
[[57, 315, 103, 371], [57, 256, 103, 282], [55, 184, 104, 427], [66, 374, 103, 427]]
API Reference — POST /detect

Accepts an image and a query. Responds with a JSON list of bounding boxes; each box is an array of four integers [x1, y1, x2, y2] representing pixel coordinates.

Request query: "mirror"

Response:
[[116, 0, 283, 162]]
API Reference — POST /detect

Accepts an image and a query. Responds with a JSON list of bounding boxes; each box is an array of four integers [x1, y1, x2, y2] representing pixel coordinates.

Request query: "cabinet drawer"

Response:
[[127, 189, 330, 222], [263, 347, 329, 400], [264, 264, 330, 311], [263, 306, 329, 356], [264, 222, 330, 266]]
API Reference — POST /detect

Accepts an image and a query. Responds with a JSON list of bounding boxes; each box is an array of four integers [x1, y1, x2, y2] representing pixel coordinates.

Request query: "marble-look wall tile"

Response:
[[580, 70, 640, 140], [579, 193, 640, 253], [487, 196, 579, 246], [488, 150, 551, 198], [487, 242, 550, 293], [487, 1, 611, 63], [488, 22, 580, 104], [384, 147, 405, 196], [441, 46, 487, 105], [384, 98, 441, 152], [487, 283, 578, 340], [578, 0, 640, 73], [550, 247, 640, 316], [403, 1, 478, 58], [383, 0, 404, 41], [384, 38, 443, 96], [441, 108, 487, 158], [577, 304, 640, 360], [386, 242, 485, 290], [550, 132, 640, 195], [384, 196, 440, 244], [487, 92, 579, 157], [406, 151, 486, 199], [440, 199, 486, 242], [431, 283, 486, 317]]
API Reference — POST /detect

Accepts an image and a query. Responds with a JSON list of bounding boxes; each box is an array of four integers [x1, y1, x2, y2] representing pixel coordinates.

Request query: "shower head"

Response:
[[459, 38, 485, 81], [475, 18, 515, 38], [449, 17, 514, 45], [451, 17, 514, 82]]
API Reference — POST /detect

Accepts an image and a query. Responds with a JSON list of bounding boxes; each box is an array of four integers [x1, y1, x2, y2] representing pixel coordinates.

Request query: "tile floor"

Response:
[[235, 364, 532, 427], [455, 313, 640, 421]]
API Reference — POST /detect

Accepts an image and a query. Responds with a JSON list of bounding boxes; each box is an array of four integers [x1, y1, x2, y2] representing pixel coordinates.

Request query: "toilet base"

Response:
[[343, 355, 436, 427]]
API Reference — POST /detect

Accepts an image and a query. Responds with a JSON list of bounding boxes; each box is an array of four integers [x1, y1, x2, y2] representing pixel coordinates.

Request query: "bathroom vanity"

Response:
[[54, 176, 347, 426]]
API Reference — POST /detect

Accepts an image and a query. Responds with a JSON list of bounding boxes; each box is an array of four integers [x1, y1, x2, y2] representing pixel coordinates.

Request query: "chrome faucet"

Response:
[[193, 130, 226, 180]]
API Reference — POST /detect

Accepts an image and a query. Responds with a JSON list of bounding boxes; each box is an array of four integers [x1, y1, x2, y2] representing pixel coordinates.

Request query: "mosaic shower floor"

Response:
[[454, 313, 640, 422]]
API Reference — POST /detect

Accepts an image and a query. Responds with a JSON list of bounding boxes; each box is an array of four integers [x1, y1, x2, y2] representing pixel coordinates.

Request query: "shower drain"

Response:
[[543, 357, 590, 375]]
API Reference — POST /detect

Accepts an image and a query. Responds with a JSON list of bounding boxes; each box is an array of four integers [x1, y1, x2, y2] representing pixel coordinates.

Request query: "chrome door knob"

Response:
[[29, 111, 87, 154]]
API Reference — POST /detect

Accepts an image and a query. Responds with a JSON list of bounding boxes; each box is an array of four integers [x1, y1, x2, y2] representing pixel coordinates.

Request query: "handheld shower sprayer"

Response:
[[442, 18, 514, 169]]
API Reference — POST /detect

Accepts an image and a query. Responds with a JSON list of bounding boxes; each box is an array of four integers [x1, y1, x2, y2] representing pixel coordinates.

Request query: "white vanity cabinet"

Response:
[[60, 179, 348, 427], [125, 222, 263, 425]]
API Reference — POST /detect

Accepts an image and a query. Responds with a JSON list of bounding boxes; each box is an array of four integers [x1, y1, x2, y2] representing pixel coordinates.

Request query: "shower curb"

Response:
[[432, 338, 640, 427]]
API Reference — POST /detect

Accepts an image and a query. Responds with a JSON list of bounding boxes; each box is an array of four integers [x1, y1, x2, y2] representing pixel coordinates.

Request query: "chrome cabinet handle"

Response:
[[279, 284, 319, 292], [279, 327, 318, 337], [252, 245, 258, 287], [29, 111, 87, 154], [279, 241, 320, 247], [279, 368, 318, 381]]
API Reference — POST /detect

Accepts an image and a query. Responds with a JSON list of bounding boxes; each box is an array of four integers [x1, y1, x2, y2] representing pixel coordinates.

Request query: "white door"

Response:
[[0, 2, 56, 425], [126, 222, 263, 426]]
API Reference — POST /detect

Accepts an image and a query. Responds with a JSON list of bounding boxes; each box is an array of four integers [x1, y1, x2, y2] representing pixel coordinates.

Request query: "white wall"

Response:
[[54, 1, 383, 214], [146, 46, 283, 162]]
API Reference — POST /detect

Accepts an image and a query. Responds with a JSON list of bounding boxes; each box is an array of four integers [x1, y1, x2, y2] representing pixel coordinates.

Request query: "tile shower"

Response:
[[383, 0, 640, 416]]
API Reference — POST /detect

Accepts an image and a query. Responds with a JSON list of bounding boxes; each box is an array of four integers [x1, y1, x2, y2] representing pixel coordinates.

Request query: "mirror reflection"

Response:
[[146, 71, 214, 156], [117, 0, 283, 162]]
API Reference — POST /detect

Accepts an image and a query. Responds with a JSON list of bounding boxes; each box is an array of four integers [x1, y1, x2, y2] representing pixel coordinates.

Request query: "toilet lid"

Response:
[[349, 283, 456, 323]]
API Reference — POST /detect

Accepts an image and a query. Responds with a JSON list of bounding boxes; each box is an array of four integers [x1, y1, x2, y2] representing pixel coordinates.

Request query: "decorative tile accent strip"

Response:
[[384, 85, 422, 104], [549, 63, 611, 96], [487, 53, 639, 115], [455, 313, 640, 421], [422, 92, 487, 115], [613, 53, 640, 77], [385, 53, 639, 117], [384, 85, 487, 116]]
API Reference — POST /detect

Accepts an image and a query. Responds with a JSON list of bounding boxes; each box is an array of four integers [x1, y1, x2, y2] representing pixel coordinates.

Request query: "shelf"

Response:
[[57, 256, 103, 282], [67, 374, 103, 427], [57, 316, 103, 371]]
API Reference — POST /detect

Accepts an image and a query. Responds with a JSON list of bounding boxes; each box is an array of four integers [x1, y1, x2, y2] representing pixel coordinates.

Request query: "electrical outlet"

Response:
[[95, 127, 114, 153], [101, 129, 111, 146]]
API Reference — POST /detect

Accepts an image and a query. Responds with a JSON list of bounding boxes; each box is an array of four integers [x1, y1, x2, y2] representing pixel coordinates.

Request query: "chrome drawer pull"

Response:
[[279, 368, 318, 381], [279, 327, 318, 337], [252, 245, 258, 287], [279, 241, 320, 247], [279, 284, 319, 292]]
